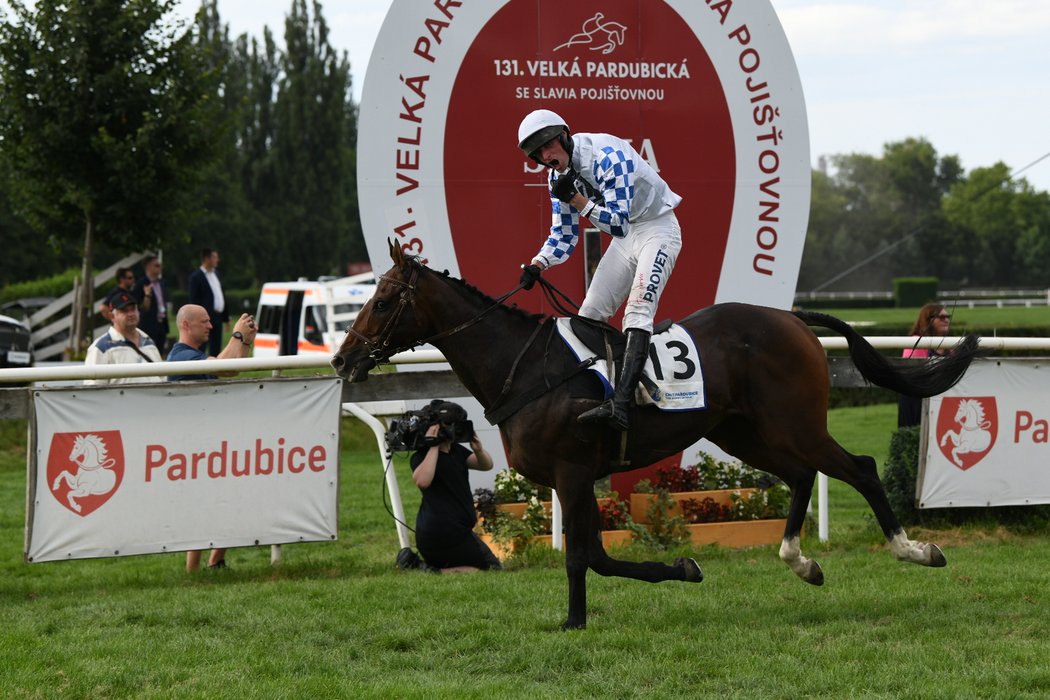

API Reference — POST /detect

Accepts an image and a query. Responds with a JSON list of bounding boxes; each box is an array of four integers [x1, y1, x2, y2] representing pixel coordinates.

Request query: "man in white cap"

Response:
[[516, 109, 683, 431]]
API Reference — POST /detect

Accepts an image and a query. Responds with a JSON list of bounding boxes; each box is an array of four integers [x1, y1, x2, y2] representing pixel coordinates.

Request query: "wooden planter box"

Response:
[[479, 533, 552, 560], [601, 529, 634, 549], [684, 518, 786, 548], [495, 497, 617, 519], [480, 527, 632, 560], [630, 489, 757, 524]]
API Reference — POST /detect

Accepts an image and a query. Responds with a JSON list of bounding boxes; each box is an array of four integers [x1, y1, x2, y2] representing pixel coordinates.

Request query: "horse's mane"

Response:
[[74, 433, 108, 459], [411, 259, 547, 324], [960, 398, 986, 422]]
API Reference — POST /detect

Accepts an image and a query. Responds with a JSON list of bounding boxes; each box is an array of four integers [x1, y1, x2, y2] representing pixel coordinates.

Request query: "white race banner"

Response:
[[918, 359, 1050, 508], [26, 378, 342, 562], [359, 0, 809, 315]]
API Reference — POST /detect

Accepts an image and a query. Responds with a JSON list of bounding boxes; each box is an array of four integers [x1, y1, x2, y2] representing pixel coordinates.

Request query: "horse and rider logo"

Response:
[[46, 432, 125, 516], [936, 397, 997, 471], [554, 12, 627, 55]]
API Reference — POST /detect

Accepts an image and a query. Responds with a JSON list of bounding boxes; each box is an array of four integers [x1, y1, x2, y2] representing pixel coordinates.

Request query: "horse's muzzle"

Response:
[[330, 353, 376, 382]]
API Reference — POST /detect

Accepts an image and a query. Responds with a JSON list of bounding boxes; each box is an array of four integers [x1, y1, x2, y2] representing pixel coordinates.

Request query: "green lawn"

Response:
[[2, 410, 1049, 698], [810, 304, 1050, 332]]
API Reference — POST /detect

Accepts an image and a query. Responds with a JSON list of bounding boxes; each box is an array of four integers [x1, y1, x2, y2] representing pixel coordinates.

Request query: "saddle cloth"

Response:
[[554, 318, 706, 411]]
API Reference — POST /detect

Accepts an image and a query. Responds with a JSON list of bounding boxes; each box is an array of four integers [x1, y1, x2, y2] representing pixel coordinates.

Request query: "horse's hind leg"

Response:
[[820, 443, 946, 568], [709, 433, 825, 585], [777, 470, 824, 585]]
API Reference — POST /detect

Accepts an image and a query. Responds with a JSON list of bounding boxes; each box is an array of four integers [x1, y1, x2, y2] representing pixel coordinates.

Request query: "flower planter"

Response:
[[495, 501, 552, 519], [601, 529, 633, 548], [684, 518, 786, 548], [480, 532, 552, 560], [496, 497, 616, 519], [629, 489, 757, 524], [480, 527, 632, 559]]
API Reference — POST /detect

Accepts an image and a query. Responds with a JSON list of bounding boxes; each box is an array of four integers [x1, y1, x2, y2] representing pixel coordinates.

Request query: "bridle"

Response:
[[344, 261, 527, 365]]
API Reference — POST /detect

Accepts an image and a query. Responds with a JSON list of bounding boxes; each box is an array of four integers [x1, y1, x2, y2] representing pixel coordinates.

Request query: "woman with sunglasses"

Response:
[[898, 303, 952, 426]]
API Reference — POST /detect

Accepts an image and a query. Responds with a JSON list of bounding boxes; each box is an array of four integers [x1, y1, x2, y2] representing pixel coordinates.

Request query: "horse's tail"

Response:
[[793, 310, 982, 398]]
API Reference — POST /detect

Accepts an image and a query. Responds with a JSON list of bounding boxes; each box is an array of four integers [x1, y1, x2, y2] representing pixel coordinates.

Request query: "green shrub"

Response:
[[0, 269, 80, 304], [883, 426, 921, 523], [893, 277, 938, 308]]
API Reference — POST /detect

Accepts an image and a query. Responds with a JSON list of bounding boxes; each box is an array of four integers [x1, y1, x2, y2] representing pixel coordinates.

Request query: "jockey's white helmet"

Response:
[[517, 109, 570, 160]]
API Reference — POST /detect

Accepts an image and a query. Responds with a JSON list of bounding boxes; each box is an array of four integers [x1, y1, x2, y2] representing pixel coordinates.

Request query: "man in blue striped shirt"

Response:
[[517, 109, 683, 431]]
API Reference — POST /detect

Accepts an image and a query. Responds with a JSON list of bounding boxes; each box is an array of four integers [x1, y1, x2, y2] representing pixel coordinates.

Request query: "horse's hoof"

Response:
[[675, 557, 704, 583], [803, 560, 824, 586], [925, 543, 947, 567], [561, 619, 586, 631]]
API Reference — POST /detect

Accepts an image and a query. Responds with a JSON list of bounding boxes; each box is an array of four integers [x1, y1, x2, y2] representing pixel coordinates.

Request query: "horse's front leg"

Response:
[[52, 471, 73, 491], [559, 483, 599, 630], [556, 467, 703, 630]]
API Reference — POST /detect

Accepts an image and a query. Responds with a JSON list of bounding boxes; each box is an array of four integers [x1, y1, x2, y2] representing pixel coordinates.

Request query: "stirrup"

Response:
[[577, 400, 629, 431]]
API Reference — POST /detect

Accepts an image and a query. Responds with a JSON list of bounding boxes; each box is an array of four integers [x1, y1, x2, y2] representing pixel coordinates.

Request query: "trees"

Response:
[[0, 0, 221, 350], [943, 165, 1050, 287], [174, 0, 363, 289]]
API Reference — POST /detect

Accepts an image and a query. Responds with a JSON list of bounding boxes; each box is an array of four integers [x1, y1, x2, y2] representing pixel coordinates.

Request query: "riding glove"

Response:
[[551, 168, 579, 204], [519, 264, 542, 290]]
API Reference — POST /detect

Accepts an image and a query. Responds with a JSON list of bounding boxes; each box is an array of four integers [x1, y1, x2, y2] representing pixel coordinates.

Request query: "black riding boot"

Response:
[[578, 328, 651, 431]]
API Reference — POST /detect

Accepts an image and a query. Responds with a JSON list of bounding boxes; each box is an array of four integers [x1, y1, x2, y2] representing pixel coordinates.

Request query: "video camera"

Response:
[[384, 400, 474, 452]]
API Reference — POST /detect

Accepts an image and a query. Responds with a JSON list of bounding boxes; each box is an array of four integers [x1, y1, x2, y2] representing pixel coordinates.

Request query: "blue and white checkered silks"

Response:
[[533, 132, 681, 270]]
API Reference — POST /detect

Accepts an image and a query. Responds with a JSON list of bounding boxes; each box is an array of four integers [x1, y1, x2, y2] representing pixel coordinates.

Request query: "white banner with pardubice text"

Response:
[[26, 377, 341, 563], [918, 359, 1050, 508]]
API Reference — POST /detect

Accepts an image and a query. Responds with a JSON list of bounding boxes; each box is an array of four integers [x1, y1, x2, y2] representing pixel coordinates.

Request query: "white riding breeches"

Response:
[[578, 211, 682, 333]]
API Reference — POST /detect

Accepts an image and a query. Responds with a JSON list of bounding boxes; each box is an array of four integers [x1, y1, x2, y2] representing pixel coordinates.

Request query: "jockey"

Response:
[[516, 108, 683, 431]]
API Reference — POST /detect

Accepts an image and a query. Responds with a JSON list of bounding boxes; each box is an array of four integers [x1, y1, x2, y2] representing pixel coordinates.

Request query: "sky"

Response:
[[173, 0, 1050, 193]]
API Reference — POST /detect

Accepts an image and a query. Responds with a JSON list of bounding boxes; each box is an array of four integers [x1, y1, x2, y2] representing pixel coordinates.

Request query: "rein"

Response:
[[346, 262, 532, 363]]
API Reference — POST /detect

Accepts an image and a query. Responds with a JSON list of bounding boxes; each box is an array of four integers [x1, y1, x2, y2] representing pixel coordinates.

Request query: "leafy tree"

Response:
[[944, 164, 1050, 286], [800, 139, 964, 291], [270, 0, 361, 280], [0, 0, 222, 349]]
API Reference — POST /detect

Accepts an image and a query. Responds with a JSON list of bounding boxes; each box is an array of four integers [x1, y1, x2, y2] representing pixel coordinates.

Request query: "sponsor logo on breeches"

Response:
[[642, 248, 670, 303]]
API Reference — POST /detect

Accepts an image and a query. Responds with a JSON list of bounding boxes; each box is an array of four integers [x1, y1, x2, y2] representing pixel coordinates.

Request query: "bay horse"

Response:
[[331, 243, 980, 629]]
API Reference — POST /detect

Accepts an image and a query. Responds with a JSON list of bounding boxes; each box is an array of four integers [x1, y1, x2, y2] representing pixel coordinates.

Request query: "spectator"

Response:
[[133, 255, 170, 357], [187, 248, 228, 357], [898, 303, 952, 427], [83, 289, 162, 385], [398, 400, 502, 574], [168, 303, 257, 571], [99, 266, 136, 323]]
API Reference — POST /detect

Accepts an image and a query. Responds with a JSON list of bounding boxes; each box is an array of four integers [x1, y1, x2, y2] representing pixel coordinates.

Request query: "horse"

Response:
[[331, 242, 981, 629], [52, 433, 118, 513], [940, 398, 993, 467]]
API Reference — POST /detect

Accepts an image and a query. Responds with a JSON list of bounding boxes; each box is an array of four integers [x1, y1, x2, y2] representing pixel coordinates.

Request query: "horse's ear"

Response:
[[388, 238, 402, 266]]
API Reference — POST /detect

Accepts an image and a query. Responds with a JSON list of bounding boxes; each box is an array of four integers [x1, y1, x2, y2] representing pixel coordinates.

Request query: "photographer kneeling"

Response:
[[400, 401, 502, 573]]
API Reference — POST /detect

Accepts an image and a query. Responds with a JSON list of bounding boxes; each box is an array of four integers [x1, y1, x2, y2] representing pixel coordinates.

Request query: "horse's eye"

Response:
[[373, 299, 388, 312]]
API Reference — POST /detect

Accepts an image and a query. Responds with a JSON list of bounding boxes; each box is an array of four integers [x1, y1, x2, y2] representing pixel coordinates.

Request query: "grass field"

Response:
[[2, 407, 1049, 698], [809, 304, 1050, 333]]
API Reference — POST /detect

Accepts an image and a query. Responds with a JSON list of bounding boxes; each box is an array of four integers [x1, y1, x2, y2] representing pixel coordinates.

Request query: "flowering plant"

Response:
[[678, 483, 791, 524], [493, 469, 552, 503], [637, 455, 780, 493], [598, 498, 631, 530]]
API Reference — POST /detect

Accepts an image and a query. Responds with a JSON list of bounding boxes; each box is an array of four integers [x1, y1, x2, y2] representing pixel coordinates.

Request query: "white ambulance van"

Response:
[[254, 272, 376, 357]]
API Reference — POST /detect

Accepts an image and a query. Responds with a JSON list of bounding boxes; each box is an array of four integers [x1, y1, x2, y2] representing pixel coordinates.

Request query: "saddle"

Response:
[[568, 317, 673, 363]]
